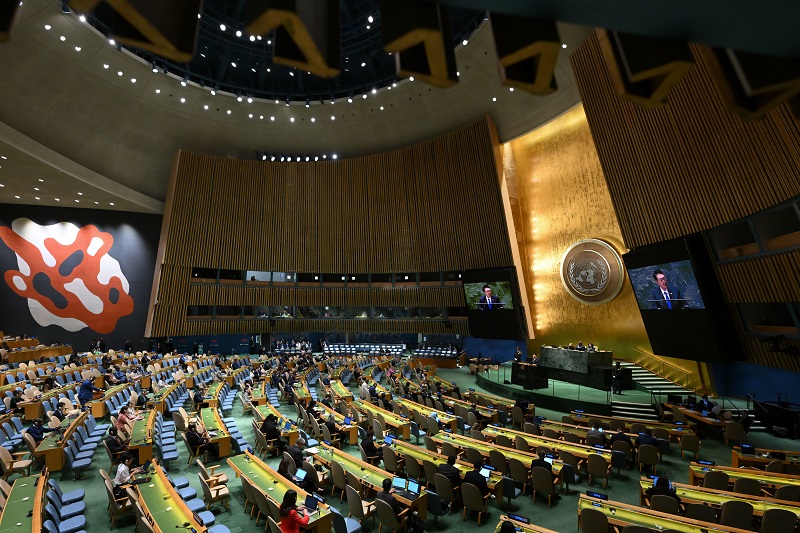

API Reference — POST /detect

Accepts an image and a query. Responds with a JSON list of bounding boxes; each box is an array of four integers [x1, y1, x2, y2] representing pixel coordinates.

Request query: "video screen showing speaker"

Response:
[[463, 268, 523, 339], [623, 235, 741, 363]]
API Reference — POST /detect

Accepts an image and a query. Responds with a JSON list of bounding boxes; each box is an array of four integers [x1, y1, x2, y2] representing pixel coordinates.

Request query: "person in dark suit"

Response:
[[437, 455, 462, 488], [477, 285, 504, 311], [361, 429, 382, 464], [376, 478, 404, 517], [696, 395, 714, 413], [609, 428, 633, 448], [463, 461, 490, 498], [530, 452, 552, 474], [650, 269, 686, 310], [635, 428, 658, 449], [287, 438, 306, 467], [645, 475, 681, 503]]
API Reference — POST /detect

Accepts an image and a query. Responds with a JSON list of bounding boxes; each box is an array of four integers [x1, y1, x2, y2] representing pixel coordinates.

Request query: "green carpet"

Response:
[[48, 365, 796, 532]]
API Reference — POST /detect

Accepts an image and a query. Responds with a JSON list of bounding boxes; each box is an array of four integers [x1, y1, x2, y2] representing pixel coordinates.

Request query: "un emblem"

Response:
[[560, 239, 624, 305]]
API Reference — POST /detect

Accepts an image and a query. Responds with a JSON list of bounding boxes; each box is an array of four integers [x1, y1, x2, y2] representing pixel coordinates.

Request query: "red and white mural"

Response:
[[0, 218, 134, 333]]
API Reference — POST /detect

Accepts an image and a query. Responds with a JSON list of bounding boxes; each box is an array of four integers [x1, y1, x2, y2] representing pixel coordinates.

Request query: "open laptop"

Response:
[[293, 469, 307, 483], [283, 421, 293, 431], [392, 477, 407, 491], [303, 494, 320, 513], [130, 477, 151, 485], [479, 467, 492, 480], [343, 417, 352, 426], [395, 478, 421, 501], [383, 436, 393, 446]]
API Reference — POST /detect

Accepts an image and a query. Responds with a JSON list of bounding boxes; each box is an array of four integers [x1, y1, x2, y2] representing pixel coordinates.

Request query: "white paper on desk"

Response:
[[305, 447, 320, 455]]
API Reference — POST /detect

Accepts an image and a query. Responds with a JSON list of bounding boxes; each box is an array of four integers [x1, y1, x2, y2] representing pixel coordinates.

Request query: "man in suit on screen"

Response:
[[650, 270, 686, 310], [477, 284, 504, 311]]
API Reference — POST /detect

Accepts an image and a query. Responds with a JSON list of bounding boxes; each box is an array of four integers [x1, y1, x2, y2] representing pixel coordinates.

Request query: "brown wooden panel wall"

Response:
[[571, 33, 800, 250], [571, 33, 800, 371], [149, 118, 509, 337]]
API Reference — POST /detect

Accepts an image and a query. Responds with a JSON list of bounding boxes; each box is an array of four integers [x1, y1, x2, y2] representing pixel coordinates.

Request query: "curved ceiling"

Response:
[[0, 0, 589, 211]]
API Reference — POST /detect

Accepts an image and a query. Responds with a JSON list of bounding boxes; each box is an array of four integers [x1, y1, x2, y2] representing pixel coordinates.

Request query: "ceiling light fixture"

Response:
[[235, 30, 242, 37], [219, 24, 226, 31]]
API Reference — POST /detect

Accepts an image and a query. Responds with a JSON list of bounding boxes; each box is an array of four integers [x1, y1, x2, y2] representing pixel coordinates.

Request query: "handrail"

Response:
[[630, 347, 693, 390]]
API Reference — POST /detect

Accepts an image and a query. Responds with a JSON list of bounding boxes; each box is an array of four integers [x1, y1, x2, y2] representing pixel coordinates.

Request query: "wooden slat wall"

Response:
[[571, 33, 800, 249], [571, 33, 800, 372], [149, 118, 509, 337]]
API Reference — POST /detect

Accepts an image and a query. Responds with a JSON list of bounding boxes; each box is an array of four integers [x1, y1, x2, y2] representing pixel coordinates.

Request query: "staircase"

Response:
[[611, 361, 691, 420], [611, 400, 658, 420]]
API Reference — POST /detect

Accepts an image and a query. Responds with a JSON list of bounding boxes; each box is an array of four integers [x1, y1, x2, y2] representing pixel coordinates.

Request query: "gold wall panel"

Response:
[[505, 105, 710, 390]]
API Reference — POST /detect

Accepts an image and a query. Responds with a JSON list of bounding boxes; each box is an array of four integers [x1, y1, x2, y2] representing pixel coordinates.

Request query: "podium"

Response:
[[512, 362, 548, 389]]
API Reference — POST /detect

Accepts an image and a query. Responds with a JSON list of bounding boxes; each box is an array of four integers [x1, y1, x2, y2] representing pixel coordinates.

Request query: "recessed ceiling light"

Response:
[[248, 113, 253, 118], [311, 117, 315, 122], [109, 202, 114, 206], [380, 106, 384, 110], [210, 90, 216, 96], [103, 64, 109, 69], [14, 195, 20, 199], [409, 76, 414, 82], [331, 116, 335, 121], [203, 105, 208, 110], [117, 71, 123, 76], [77, 192, 83, 195], [59, 36, 65, 41], [75, 199, 80, 203], [1, 156, 6, 159], [235, 30, 242, 37], [55, 198, 59, 201], [247, 97, 253, 103], [249, 35, 255, 42], [361, 62, 366, 67], [74, 46, 81, 52], [231, 62, 237, 67], [180, 97, 186, 103], [180, 80, 187, 87], [368, 15, 374, 23], [509, 87, 514, 92], [94, 201, 99, 204], [34, 187, 39, 191], [38, 178, 43, 181], [130, 78, 136, 83], [219, 24, 226, 31], [44, 24, 51, 30], [155, 89, 161, 94], [109, 38, 115, 45], [0, 184, 4, 187], [492, 97, 497, 102], [562, 43, 567, 49], [257, 36, 262, 40], [366, 25, 370, 30], [462, 39, 468, 46], [332, 154, 338, 160], [362, 94, 367, 99], [290, 117, 295, 122], [226, 109, 231, 114], [79, 14, 86, 22], [371, 88, 377, 94], [35, 197, 40, 200], [270, 116, 274, 121]]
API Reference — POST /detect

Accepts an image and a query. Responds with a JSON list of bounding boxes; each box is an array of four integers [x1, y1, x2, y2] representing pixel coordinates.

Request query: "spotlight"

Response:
[[296, 157, 300, 162], [305, 99, 310, 108], [262, 154, 267, 161], [347, 97, 353, 103], [219, 24, 226, 31], [247, 97, 253, 103], [314, 156, 319, 161], [371, 88, 377, 94], [151, 62, 158, 73], [306, 156, 310, 161], [79, 14, 86, 22], [368, 15, 374, 23], [271, 155, 276, 161], [181, 76, 188, 87], [235, 30, 242, 37]]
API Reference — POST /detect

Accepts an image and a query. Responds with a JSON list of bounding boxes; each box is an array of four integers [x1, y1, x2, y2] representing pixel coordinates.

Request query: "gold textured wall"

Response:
[[506, 105, 711, 391]]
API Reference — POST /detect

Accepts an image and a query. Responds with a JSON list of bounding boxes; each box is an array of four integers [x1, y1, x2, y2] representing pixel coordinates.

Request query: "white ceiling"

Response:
[[0, 0, 587, 213]]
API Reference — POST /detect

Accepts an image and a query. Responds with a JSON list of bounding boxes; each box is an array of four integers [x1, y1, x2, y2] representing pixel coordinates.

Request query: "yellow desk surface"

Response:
[[330, 380, 353, 402], [481, 425, 613, 462], [639, 478, 800, 517], [34, 412, 86, 471], [137, 460, 204, 533], [315, 404, 358, 445], [199, 408, 231, 458], [395, 397, 457, 430], [494, 516, 559, 533], [570, 410, 694, 435], [352, 400, 410, 439], [578, 495, 753, 533], [731, 446, 800, 470], [228, 451, 332, 532], [129, 409, 155, 463], [312, 442, 428, 519], [688, 462, 800, 489], [664, 404, 728, 427], [253, 404, 299, 446]]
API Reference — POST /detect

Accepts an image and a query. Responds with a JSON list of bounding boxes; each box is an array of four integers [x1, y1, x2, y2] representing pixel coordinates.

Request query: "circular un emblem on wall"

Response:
[[560, 239, 624, 306]]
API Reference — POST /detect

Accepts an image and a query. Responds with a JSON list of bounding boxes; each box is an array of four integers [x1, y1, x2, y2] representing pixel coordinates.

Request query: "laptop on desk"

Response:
[[395, 478, 421, 501]]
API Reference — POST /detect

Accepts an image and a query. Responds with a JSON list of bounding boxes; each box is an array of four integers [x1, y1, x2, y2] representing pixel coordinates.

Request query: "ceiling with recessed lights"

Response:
[[0, 0, 592, 213]]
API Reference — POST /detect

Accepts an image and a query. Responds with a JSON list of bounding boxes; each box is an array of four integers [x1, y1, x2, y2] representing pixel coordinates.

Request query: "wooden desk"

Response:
[[93, 382, 131, 418], [20, 381, 81, 421], [731, 446, 800, 472], [395, 397, 457, 431], [5, 345, 71, 364], [495, 516, 559, 533], [537, 419, 643, 444], [689, 462, 800, 491], [129, 409, 156, 464], [578, 494, 753, 533], [34, 412, 86, 471], [228, 451, 332, 532], [253, 405, 298, 446], [4, 338, 38, 350], [570, 410, 694, 441], [329, 380, 354, 403], [292, 381, 312, 407], [351, 400, 410, 439], [312, 443, 428, 520], [149, 382, 179, 414], [665, 404, 728, 428], [481, 424, 614, 464], [639, 478, 800, 518], [137, 460, 205, 533], [444, 397, 499, 423], [199, 408, 232, 458], [315, 404, 358, 445], [0, 474, 44, 532], [205, 382, 223, 409], [393, 439, 505, 497], [251, 382, 268, 406]]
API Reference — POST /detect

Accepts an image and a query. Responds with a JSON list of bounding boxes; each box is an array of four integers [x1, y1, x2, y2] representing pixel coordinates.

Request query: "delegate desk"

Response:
[[393, 439, 505, 497], [689, 463, 800, 492], [228, 450, 332, 532], [199, 408, 232, 458], [445, 397, 499, 424], [128, 409, 156, 464], [93, 382, 132, 418], [639, 478, 800, 518], [312, 442, 428, 520], [465, 388, 518, 413], [511, 362, 548, 389], [395, 397, 457, 431], [495, 516, 559, 533], [137, 460, 205, 533], [537, 419, 639, 444], [293, 381, 312, 407], [570, 411, 694, 441], [665, 404, 728, 429], [5, 345, 72, 364], [34, 411, 87, 471], [20, 381, 81, 421], [578, 495, 753, 533], [253, 404, 299, 446], [149, 382, 179, 414], [251, 382, 268, 406], [479, 425, 614, 465], [205, 382, 223, 409], [329, 380, 354, 403], [0, 474, 45, 531], [431, 432, 569, 484], [351, 400, 410, 439], [315, 404, 358, 445], [732, 446, 800, 473]]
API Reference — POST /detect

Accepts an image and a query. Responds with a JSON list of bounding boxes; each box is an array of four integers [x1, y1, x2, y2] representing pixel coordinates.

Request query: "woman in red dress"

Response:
[[279, 490, 310, 533]]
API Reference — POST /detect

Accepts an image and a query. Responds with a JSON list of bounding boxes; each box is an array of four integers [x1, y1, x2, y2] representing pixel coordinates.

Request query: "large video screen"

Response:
[[623, 235, 741, 363], [627, 260, 706, 310], [463, 281, 515, 310], [462, 268, 524, 340]]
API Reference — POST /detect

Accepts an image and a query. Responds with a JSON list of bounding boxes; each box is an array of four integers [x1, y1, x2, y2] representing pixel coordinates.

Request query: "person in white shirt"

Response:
[[112, 454, 143, 498]]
